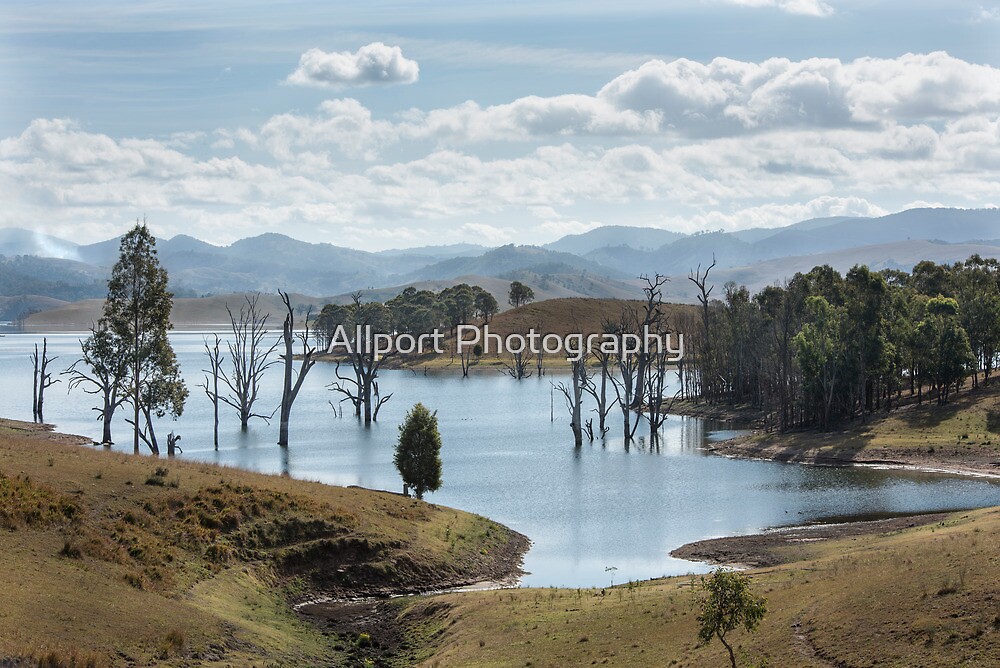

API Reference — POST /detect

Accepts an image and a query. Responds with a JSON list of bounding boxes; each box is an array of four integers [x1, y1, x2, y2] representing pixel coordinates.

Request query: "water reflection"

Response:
[[1, 331, 1000, 587]]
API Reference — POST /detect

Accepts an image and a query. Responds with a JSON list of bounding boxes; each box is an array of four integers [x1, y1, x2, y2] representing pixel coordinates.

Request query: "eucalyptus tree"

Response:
[[473, 288, 499, 323], [103, 221, 186, 455], [508, 281, 534, 308], [65, 323, 127, 444], [916, 296, 974, 404], [794, 296, 846, 429]]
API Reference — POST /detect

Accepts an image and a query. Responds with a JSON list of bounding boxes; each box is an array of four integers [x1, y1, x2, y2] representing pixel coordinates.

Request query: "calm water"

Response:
[[4, 331, 1000, 588]]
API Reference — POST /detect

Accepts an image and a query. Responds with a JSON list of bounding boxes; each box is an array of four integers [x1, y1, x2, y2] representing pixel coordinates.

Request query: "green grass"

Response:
[[404, 507, 1000, 667]]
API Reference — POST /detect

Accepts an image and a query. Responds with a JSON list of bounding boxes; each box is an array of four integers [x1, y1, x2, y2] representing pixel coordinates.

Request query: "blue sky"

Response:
[[1, 0, 998, 249]]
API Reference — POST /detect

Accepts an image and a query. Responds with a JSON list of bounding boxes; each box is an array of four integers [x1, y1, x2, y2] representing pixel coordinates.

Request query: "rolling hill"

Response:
[[4, 207, 1000, 317]]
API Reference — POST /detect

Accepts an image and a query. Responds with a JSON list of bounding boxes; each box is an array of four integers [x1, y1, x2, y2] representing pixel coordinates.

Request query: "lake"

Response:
[[3, 331, 1000, 588]]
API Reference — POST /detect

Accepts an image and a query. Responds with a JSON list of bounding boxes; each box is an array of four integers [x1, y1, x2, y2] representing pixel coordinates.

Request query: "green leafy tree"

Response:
[[794, 296, 845, 429], [696, 569, 767, 668], [103, 221, 186, 454], [394, 403, 443, 499], [64, 322, 128, 445], [916, 296, 974, 403], [508, 281, 535, 308], [473, 287, 499, 323]]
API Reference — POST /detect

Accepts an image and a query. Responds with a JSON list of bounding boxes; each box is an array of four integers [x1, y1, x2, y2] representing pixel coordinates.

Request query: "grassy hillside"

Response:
[[704, 381, 1000, 477], [22, 292, 322, 330], [401, 506, 1000, 667], [0, 419, 526, 667]]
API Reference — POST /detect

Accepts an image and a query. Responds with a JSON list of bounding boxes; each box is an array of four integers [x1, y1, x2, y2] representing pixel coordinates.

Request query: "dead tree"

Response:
[[459, 343, 478, 377], [554, 358, 586, 447], [218, 295, 279, 430], [632, 273, 668, 408], [608, 307, 642, 445], [501, 349, 533, 379], [644, 320, 676, 443], [64, 323, 128, 445], [278, 290, 316, 447], [166, 431, 182, 456], [200, 334, 223, 449], [583, 322, 618, 438], [687, 256, 717, 401], [327, 293, 394, 425], [30, 338, 59, 422]]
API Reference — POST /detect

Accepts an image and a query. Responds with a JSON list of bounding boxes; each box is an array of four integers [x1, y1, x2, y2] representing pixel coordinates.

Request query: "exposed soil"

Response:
[[666, 399, 767, 426], [670, 511, 952, 568], [702, 431, 1000, 478]]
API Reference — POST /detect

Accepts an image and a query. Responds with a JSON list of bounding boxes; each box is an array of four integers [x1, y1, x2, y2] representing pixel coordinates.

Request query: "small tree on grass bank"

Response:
[[696, 568, 767, 668], [394, 403, 442, 500]]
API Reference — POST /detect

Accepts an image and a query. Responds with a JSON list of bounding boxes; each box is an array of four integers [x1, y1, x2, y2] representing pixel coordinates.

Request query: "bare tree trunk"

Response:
[[30, 339, 59, 422], [31, 344, 39, 422], [278, 291, 316, 447], [101, 393, 113, 445], [555, 360, 585, 447]]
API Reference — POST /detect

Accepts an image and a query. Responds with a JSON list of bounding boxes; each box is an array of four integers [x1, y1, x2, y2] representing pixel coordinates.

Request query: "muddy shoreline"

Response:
[[670, 511, 955, 568], [699, 430, 1000, 479]]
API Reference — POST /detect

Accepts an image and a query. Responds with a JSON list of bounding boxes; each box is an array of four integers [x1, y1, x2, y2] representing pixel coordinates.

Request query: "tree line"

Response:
[[679, 256, 997, 431]]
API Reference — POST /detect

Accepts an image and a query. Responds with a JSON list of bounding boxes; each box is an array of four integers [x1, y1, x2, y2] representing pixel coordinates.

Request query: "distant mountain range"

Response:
[[2, 207, 1000, 321]]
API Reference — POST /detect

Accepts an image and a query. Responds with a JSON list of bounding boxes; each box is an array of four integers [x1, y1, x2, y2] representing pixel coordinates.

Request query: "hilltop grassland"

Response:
[[401, 507, 1000, 667], [701, 380, 1000, 477], [0, 419, 526, 667]]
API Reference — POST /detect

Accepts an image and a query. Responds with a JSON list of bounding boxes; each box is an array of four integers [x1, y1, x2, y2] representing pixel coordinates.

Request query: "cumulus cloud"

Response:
[[285, 42, 419, 88], [4, 51, 1000, 249], [257, 52, 1000, 166], [598, 52, 1000, 133], [722, 0, 834, 17]]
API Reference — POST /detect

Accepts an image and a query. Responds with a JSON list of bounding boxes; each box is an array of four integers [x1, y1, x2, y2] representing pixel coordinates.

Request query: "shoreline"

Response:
[[670, 510, 958, 569], [698, 429, 1000, 479], [0, 415, 531, 595]]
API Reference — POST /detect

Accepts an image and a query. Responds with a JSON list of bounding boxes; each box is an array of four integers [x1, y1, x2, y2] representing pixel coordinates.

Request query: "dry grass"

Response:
[[0, 418, 522, 666], [406, 507, 1000, 667], [717, 381, 1000, 476]]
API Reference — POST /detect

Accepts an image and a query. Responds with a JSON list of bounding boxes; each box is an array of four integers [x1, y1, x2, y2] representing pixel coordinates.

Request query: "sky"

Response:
[[0, 0, 999, 250]]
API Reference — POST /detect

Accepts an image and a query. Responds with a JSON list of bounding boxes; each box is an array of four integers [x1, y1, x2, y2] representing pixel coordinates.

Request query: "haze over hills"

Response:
[[2, 207, 1000, 323]]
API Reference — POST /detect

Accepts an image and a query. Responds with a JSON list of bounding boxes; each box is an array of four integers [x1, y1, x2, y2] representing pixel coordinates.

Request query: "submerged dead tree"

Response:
[[583, 322, 617, 438], [277, 290, 316, 446], [200, 334, 223, 449], [329, 293, 394, 425], [632, 273, 668, 408], [30, 338, 59, 422], [554, 356, 586, 447], [64, 323, 127, 444], [609, 308, 643, 445], [218, 295, 279, 431]]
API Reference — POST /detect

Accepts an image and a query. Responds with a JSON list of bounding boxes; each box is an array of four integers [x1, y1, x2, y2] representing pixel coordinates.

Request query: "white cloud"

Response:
[[661, 196, 886, 232], [599, 52, 1000, 133], [976, 6, 1000, 21], [460, 222, 516, 245], [285, 42, 419, 88], [721, 0, 834, 17], [260, 52, 1000, 166], [4, 52, 1000, 250]]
